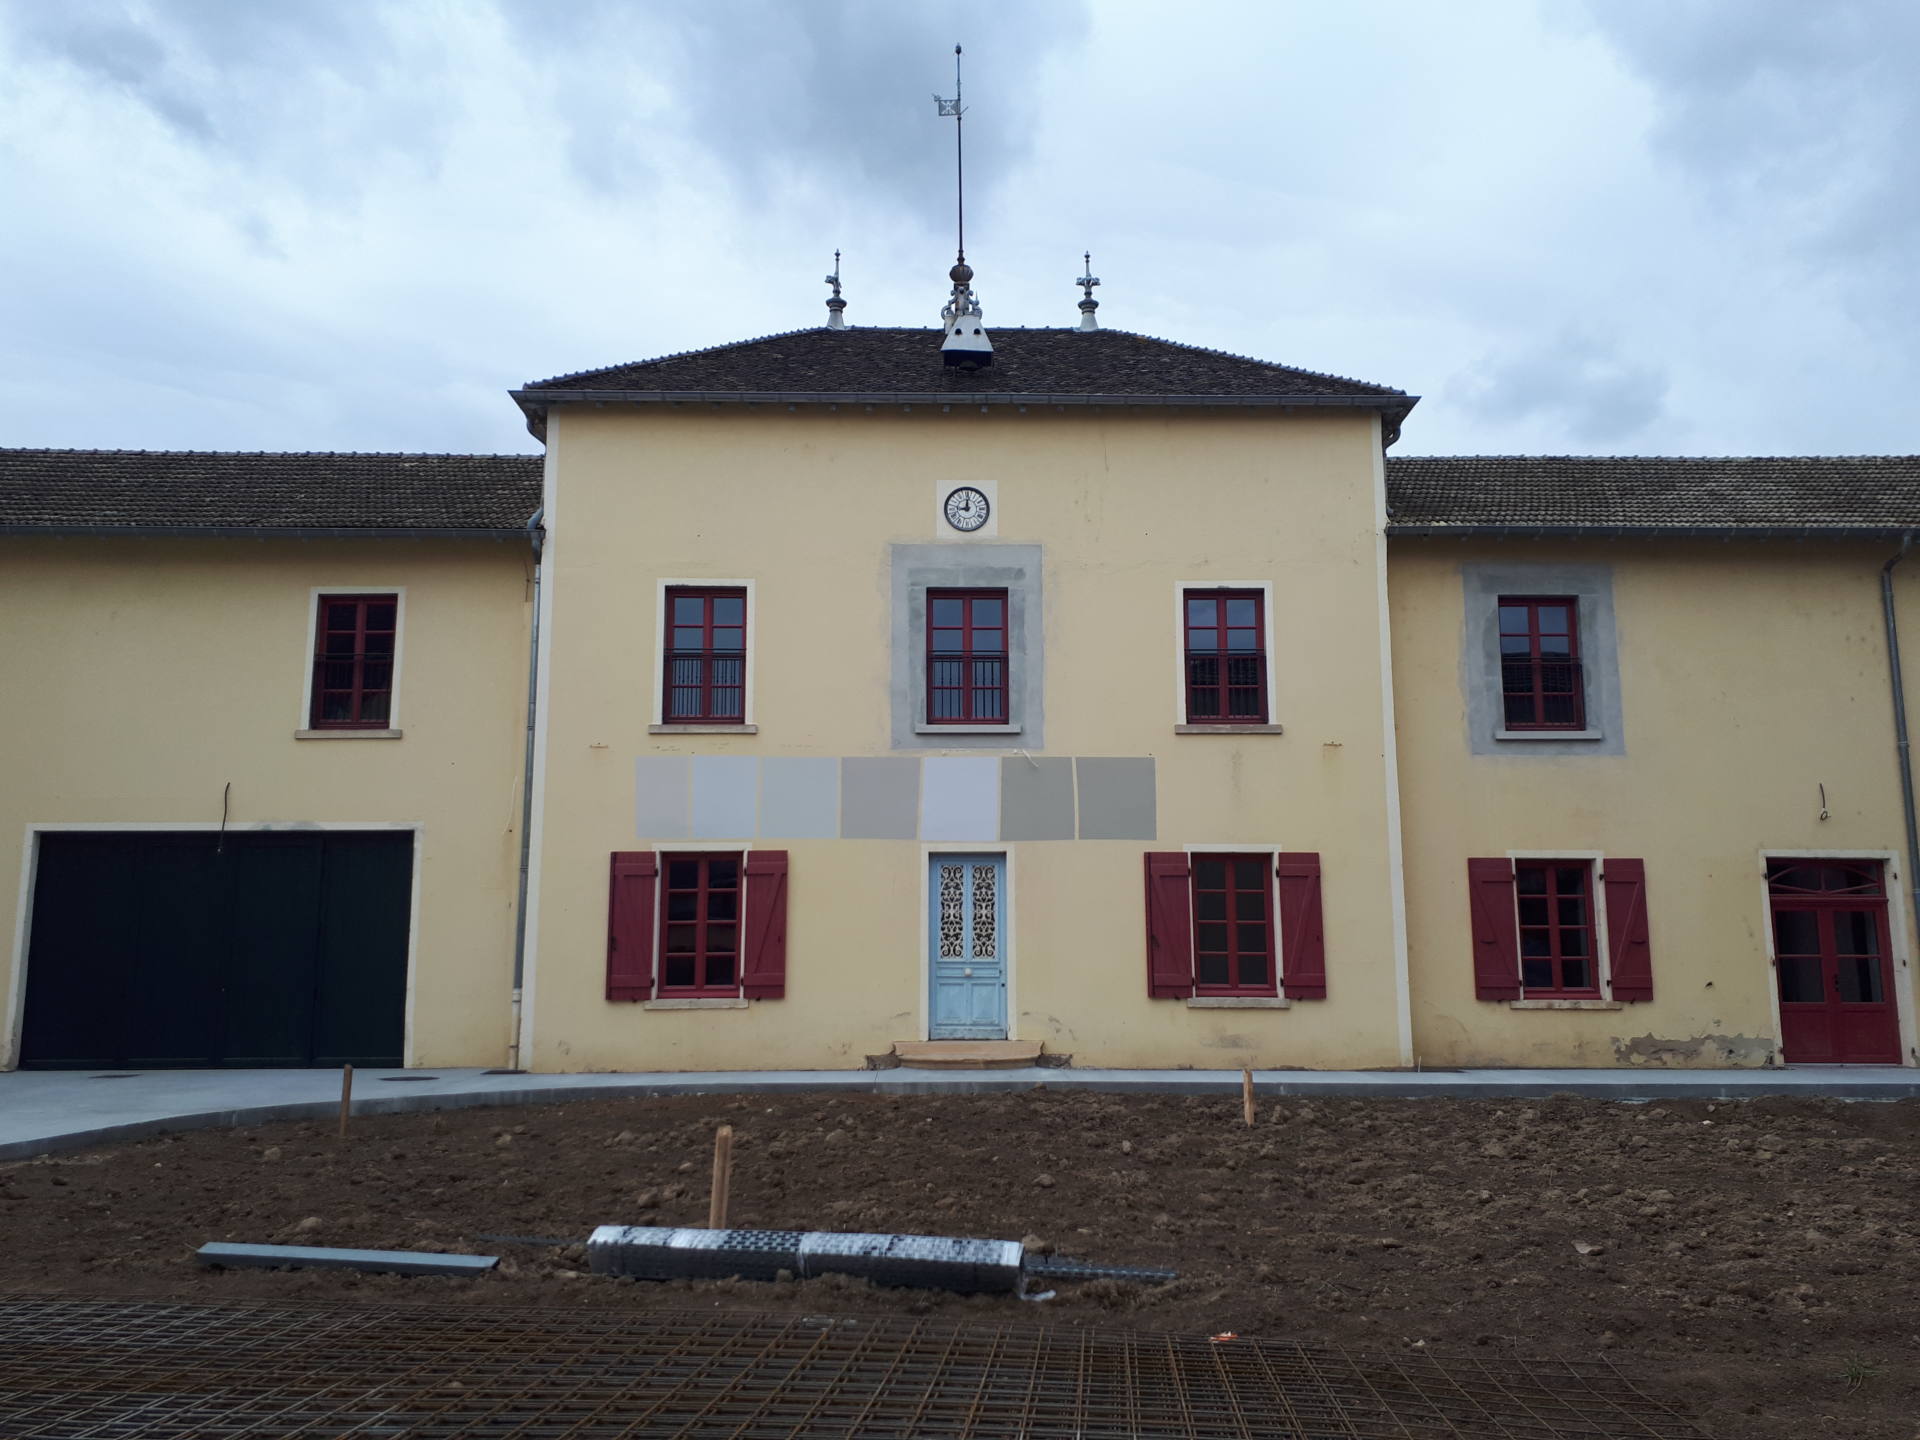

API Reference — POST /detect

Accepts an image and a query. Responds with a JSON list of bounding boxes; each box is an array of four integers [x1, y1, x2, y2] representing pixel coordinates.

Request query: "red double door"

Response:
[[1769, 860, 1902, 1064]]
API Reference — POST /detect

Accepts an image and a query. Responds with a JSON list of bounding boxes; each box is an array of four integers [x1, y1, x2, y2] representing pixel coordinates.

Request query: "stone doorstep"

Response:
[[890, 1040, 1045, 1069]]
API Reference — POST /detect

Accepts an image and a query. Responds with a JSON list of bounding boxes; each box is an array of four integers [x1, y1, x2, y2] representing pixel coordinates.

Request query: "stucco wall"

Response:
[[0, 536, 531, 1069], [523, 405, 1408, 1071], [1389, 539, 1920, 1069]]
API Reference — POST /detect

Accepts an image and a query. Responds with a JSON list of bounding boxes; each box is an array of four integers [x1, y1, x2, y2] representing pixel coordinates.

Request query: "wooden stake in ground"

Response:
[[338, 1064, 353, 1141], [1242, 1068, 1255, 1127], [707, 1124, 734, 1229]]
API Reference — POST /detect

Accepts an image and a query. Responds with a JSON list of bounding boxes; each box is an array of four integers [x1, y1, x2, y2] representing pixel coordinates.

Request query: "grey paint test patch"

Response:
[[841, 757, 921, 839], [759, 757, 839, 839], [1461, 562, 1625, 757], [890, 544, 1044, 750], [1075, 758, 1156, 840], [634, 757, 690, 838], [691, 755, 757, 839], [999, 757, 1076, 840]]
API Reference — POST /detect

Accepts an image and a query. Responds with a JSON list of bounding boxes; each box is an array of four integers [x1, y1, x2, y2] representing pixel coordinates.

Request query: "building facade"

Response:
[[4, 326, 1917, 1072]]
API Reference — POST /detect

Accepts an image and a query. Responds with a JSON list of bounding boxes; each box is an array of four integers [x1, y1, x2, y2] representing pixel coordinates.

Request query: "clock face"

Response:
[[944, 486, 991, 532]]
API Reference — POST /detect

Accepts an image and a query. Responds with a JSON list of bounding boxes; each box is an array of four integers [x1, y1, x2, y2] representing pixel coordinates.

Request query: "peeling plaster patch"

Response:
[[1611, 1032, 1776, 1068]]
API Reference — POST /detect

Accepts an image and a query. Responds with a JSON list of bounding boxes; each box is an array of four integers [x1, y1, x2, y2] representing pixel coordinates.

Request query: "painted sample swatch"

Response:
[[691, 755, 757, 839], [999, 756, 1075, 841], [758, 757, 840, 839], [1074, 757, 1158, 840], [920, 757, 1000, 841], [840, 757, 921, 840], [634, 757, 690, 839]]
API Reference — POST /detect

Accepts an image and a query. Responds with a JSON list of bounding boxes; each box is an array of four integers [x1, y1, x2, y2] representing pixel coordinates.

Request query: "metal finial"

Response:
[[824, 249, 847, 328], [1076, 251, 1101, 331]]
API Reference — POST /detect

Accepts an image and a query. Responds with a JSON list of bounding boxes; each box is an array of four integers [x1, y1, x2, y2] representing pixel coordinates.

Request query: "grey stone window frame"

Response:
[[890, 543, 1044, 750], [1462, 562, 1624, 757]]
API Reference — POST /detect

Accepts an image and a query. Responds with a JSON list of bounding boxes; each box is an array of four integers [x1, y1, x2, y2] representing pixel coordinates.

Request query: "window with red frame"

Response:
[[1498, 597, 1584, 729], [664, 588, 747, 723], [310, 594, 397, 729], [1184, 590, 1267, 723], [926, 589, 1007, 723], [658, 853, 741, 993], [1515, 860, 1598, 994], [1192, 854, 1276, 994]]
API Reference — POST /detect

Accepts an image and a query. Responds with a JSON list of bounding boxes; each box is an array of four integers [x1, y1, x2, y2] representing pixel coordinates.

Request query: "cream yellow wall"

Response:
[[524, 405, 1408, 1071], [0, 536, 532, 1069], [1390, 539, 1920, 1069]]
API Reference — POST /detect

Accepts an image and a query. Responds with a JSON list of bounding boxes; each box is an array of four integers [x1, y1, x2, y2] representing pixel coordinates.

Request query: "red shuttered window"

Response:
[[658, 854, 743, 994], [1183, 590, 1267, 723], [1191, 854, 1278, 995], [1498, 596, 1584, 730], [608, 850, 788, 1003], [1514, 861, 1599, 996], [926, 589, 1007, 724], [664, 587, 747, 723], [310, 594, 398, 729], [1144, 852, 1325, 999]]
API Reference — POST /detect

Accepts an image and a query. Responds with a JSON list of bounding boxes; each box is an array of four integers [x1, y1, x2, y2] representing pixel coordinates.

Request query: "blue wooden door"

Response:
[[928, 854, 1007, 1040]]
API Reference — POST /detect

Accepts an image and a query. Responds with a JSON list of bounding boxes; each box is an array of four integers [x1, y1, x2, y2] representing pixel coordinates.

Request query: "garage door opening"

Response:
[[18, 830, 412, 1070]]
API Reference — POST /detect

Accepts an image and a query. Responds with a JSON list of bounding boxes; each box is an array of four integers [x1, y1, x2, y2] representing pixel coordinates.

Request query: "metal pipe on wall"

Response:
[[1881, 537, 1920, 1025], [507, 506, 545, 1073]]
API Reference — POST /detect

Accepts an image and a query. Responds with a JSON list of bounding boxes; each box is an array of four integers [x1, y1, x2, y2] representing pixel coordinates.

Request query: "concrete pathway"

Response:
[[2, 1063, 1916, 1162]]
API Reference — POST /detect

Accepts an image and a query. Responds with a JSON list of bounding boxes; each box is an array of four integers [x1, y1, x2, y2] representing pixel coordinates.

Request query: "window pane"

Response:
[[708, 858, 739, 887], [1771, 910, 1819, 955], [1542, 695, 1578, 724], [972, 629, 1003, 653], [1514, 867, 1546, 895], [1187, 627, 1219, 653], [365, 603, 396, 629], [1498, 605, 1529, 633], [325, 632, 358, 656], [1500, 635, 1531, 654], [711, 658, 743, 687], [710, 689, 743, 718], [673, 596, 705, 623], [706, 952, 736, 987], [1777, 955, 1823, 1003], [1561, 956, 1592, 990], [932, 628, 963, 652], [706, 924, 737, 956], [1186, 597, 1215, 625], [1225, 598, 1256, 627], [1832, 911, 1879, 955], [1194, 859, 1225, 888], [1239, 951, 1268, 986], [712, 627, 744, 651], [1503, 694, 1535, 726], [1197, 953, 1230, 986], [1236, 923, 1267, 957], [1557, 898, 1587, 927], [1518, 898, 1549, 926], [1838, 955, 1884, 1003], [1538, 606, 1569, 633], [1521, 930, 1551, 957], [1226, 629, 1259, 650], [662, 955, 696, 988], [667, 893, 697, 922], [363, 632, 395, 656], [1522, 958, 1552, 989], [712, 596, 744, 624], [325, 604, 358, 630], [1560, 928, 1588, 958], [667, 860, 699, 888], [1539, 637, 1573, 660], [1195, 892, 1226, 921], [707, 891, 738, 922], [1555, 866, 1587, 894], [359, 693, 391, 724], [973, 598, 1003, 627], [931, 597, 964, 626], [1233, 859, 1264, 889], [1196, 923, 1229, 953], [320, 693, 353, 722], [664, 924, 696, 954], [361, 663, 392, 691], [1235, 890, 1266, 921], [673, 627, 705, 650]]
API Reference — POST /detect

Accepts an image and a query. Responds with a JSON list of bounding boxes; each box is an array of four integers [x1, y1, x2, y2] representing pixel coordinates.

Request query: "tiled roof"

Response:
[[517, 326, 1411, 405], [0, 449, 543, 535], [1386, 455, 1920, 534]]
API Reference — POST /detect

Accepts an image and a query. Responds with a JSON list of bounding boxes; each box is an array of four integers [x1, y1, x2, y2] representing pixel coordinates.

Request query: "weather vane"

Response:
[[933, 45, 966, 265]]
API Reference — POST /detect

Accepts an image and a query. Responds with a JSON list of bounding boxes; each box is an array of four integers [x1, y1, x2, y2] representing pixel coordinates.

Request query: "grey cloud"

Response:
[[1455, 333, 1670, 446]]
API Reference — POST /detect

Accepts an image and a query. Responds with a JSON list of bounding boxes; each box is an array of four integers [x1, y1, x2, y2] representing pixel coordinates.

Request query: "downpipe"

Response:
[[1881, 537, 1920, 1016], [508, 506, 545, 1072]]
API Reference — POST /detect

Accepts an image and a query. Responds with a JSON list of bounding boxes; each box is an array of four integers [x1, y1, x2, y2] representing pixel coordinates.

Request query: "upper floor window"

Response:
[[310, 593, 397, 729], [1498, 596, 1584, 730], [665, 587, 747, 723], [1183, 590, 1268, 724], [926, 589, 1007, 724]]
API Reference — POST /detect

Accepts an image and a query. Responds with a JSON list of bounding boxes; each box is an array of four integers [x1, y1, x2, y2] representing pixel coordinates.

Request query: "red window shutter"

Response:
[[1276, 852, 1326, 999], [607, 851, 658, 1002], [1143, 852, 1195, 999], [741, 850, 790, 999], [1467, 857, 1521, 1001], [1602, 857, 1653, 1002]]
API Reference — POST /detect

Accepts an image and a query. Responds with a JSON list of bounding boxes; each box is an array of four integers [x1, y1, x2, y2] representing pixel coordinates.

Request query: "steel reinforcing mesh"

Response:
[[0, 1295, 1705, 1439]]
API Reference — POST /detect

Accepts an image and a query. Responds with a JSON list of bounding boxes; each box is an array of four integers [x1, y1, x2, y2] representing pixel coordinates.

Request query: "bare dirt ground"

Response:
[[1, 1089, 1915, 1439]]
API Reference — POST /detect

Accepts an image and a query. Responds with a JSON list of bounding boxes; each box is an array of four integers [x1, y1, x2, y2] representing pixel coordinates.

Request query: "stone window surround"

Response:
[[891, 544, 1044, 750], [1462, 562, 1624, 756]]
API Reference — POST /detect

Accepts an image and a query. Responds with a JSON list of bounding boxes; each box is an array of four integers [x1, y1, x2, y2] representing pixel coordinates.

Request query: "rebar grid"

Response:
[[0, 1296, 1703, 1439]]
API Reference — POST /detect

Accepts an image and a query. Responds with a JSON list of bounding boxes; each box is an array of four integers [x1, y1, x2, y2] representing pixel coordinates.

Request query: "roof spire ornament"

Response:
[[933, 44, 993, 369], [824, 249, 847, 329], [1076, 251, 1101, 332]]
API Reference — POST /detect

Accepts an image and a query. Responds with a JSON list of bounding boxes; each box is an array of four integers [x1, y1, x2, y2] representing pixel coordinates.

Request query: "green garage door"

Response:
[[20, 831, 412, 1069]]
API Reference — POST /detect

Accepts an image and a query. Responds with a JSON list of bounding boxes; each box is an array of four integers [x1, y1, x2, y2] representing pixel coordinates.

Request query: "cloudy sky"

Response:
[[1, 0, 1915, 458]]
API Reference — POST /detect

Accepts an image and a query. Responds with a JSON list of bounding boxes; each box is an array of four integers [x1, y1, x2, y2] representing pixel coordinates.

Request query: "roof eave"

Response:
[[1386, 523, 1920, 541], [0, 524, 530, 541]]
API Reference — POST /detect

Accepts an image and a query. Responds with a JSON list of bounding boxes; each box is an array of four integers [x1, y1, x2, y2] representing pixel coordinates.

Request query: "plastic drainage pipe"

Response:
[[587, 1226, 1025, 1295], [1882, 538, 1920, 984], [508, 505, 545, 1072]]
